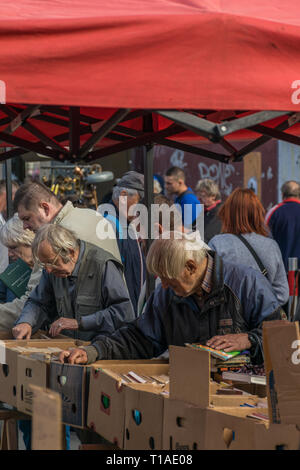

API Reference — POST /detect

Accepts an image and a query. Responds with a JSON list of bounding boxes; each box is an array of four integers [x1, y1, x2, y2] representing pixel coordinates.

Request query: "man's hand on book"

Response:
[[206, 333, 251, 352], [49, 317, 79, 337], [12, 323, 32, 339]]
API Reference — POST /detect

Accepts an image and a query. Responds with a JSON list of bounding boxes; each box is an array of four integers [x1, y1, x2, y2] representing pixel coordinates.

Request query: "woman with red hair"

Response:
[[208, 188, 289, 306]]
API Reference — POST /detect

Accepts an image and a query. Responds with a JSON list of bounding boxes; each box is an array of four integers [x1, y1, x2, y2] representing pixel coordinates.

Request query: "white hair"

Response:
[[195, 178, 221, 200], [112, 186, 139, 201], [32, 224, 79, 264], [0, 213, 35, 247], [146, 230, 209, 279]]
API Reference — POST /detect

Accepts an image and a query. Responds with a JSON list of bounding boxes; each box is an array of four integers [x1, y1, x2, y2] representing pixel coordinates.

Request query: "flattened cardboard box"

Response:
[[0, 339, 88, 408], [263, 320, 300, 425], [87, 362, 169, 448], [124, 384, 169, 450], [50, 359, 168, 430], [169, 345, 260, 408]]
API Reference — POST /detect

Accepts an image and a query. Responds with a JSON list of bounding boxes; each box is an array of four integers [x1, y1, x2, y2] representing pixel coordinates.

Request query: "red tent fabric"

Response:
[[1, 0, 300, 111]]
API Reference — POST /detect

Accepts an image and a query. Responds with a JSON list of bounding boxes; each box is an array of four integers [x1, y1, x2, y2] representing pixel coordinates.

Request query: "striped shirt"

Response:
[[194, 254, 213, 308], [201, 253, 214, 294]]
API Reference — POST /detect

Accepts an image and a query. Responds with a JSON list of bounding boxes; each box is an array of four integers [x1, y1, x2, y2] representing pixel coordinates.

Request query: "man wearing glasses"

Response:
[[12, 224, 135, 341]]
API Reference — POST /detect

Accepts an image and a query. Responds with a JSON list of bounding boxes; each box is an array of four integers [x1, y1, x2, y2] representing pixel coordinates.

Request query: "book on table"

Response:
[[185, 343, 241, 361]]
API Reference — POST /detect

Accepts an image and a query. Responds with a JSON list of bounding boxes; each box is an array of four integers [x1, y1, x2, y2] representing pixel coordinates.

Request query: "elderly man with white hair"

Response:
[[59, 231, 284, 366], [13, 223, 135, 341]]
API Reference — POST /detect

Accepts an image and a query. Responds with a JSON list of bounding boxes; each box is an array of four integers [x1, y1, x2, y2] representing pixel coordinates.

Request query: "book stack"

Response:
[[117, 371, 169, 386], [184, 343, 242, 361], [213, 353, 251, 373], [222, 364, 266, 385]]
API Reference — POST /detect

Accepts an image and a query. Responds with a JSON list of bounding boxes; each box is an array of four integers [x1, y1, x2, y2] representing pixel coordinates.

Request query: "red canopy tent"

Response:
[[0, 0, 300, 294], [0, 0, 299, 167]]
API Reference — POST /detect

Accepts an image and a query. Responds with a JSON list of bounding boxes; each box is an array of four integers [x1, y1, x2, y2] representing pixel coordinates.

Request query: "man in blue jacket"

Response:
[[164, 166, 202, 231], [59, 231, 283, 366]]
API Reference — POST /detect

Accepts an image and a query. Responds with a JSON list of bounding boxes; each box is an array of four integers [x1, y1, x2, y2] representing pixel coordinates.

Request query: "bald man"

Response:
[[266, 180, 300, 271]]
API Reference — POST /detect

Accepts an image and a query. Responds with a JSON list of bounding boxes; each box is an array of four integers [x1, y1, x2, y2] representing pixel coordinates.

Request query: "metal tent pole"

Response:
[[143, 144, 155, 299], [5, 158, 13, 219]]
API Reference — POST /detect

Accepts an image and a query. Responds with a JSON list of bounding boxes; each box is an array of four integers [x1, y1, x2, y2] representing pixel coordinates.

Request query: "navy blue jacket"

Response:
[[87, 252, 282, 365], [267, 198, 300, 271], [104, 201, 146, 315]]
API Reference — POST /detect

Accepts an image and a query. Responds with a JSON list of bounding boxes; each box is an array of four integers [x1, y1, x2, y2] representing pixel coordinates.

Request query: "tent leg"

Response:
[[5, 157, 13, 219], [143, 145, 155, 299]]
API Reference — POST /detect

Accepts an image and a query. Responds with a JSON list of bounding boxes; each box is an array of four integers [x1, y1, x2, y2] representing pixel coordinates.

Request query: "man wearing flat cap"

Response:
[[99, 171, 146, 314]]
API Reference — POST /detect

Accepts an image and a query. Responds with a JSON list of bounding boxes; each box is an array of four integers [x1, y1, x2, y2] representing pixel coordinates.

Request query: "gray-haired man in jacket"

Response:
[[59, 231, 284, 365], [13, 224, 135, 341]]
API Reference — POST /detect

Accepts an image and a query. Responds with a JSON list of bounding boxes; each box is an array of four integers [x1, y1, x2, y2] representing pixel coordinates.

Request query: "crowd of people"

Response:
[[0, 168, 299, 445]]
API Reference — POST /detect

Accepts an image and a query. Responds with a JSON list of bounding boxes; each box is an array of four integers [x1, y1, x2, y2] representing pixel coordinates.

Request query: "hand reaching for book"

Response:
[[206, 333, 251, 352]]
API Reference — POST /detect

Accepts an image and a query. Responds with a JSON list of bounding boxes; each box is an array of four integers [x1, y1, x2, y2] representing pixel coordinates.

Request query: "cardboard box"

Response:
[[0, 330, 73, 340], [163, 398, 206, 450], [169, 345, 260, 408], [31, 384, 62, 450], [204, 406, 267, 450], [124, 384, 168, 450], [50, 359, 168, 431], [0, 339, 88, 407], [87, 362, 169, 448], [163, 400, 273, 450], [49, 360, 89, 429], [17, 354, 50, 415], [205, 406, 300, 450], [263, 320, 300, 425], [254, 422, 300, 450]]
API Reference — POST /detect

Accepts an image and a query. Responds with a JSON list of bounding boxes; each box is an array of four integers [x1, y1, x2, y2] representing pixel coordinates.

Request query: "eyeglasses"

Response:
[[37, 248, 62, 269]]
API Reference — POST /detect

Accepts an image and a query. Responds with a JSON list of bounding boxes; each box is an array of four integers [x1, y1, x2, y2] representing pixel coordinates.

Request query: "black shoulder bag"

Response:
[[234, 234, 268, 278]]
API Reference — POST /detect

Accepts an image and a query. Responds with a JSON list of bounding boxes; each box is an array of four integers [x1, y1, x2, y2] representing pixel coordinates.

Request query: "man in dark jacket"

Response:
[[59, 231, 283, 365], [195, 178, 222, 243], [99, 171, 146, 315], [12, 224, 135, 341], [266, 180, 300, 272]]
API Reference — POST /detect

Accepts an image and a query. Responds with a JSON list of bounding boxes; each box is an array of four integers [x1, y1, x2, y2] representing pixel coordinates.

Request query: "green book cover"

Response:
[[0, 258, 32, 298]]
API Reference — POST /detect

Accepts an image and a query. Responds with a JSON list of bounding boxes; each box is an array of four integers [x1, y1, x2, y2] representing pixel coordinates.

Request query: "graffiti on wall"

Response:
[[169, 150, 187, 169], [197, 161, 236, 196]]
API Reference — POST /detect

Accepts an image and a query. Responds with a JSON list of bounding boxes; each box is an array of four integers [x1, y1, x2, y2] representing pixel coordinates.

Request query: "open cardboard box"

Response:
[[124, 383, 169, 450], [169, 345, 261, 408], [0, 330, 74, 340], [0, 339, 88, 407], [87, 361, 169, 448], [162, 399, 264, 450], [205, 406, 300, 450], [50, 359, 168, 431], [163, 399, 299, 450]]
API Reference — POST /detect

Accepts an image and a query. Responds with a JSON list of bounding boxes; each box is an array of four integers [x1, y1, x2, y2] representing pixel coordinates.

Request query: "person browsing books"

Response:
[[12, 224, 134, 341], [58, 231, 284, 366]]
